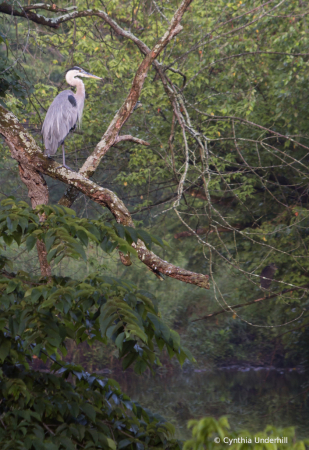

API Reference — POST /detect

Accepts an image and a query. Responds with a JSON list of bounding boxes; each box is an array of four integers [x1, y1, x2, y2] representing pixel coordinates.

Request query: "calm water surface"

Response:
[[107, 367, 309, 440]]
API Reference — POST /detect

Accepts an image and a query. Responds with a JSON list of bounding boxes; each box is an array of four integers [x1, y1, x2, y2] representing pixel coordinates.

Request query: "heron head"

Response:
[[65, 66, 102, 84]]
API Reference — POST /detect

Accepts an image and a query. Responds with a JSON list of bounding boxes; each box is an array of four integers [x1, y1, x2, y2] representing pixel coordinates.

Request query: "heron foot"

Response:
[[59, 164, 72, 170]]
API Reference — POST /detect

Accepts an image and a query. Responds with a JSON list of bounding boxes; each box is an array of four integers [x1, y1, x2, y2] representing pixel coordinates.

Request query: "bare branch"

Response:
[[114, 135, 150, 146], [174, 225, 245, 240], [192, 284, 309, 321], [43, 423, 55, 436], [24, 3, 75, 13]]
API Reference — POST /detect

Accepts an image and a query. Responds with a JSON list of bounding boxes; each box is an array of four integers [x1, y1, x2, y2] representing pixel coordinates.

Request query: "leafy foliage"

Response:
[[0, 199, 192, 449], [0, 31, 31, 107], [0, 198, 164, 263], [0, 366, 179, 450]]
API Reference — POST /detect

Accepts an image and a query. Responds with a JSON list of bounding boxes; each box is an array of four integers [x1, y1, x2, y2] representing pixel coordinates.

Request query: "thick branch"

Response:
[[0, 2, 73, 28], [0, 107, 209, 289]]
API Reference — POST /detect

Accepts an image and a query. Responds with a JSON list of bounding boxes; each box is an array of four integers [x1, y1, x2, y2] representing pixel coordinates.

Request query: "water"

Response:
[[107, 367, 309, 440]]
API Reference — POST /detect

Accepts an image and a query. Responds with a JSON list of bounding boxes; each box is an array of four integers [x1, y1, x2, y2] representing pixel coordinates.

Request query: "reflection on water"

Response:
[[106, 367, 309, 440]]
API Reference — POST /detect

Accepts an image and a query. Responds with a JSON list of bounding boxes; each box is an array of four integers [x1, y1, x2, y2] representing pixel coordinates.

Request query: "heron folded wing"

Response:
[[42, 90, 79, 155]]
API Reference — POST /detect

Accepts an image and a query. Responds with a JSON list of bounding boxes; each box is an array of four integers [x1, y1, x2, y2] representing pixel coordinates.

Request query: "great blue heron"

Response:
[[260, 263, 278, 289], [42, 66, 101, 169]]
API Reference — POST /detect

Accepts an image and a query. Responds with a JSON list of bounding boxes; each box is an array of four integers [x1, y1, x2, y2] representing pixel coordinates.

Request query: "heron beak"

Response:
[[83, 72, 102, 80]]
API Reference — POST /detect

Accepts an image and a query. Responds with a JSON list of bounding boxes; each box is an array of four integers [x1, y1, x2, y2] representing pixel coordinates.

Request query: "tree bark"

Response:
[[6, 143, 51, 278]]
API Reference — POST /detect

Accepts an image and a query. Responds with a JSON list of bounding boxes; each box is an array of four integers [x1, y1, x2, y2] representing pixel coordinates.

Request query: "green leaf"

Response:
[[125, 227, 138, 244], [150, 234, 164, 248], [137, 230, 152, 249], [134, 359, 147, 375], [122, 352, 138, 370], [47, 247, 58, 263], [30, 288, 42, 304], [54, 253, 65, 265], [114, 223, 125, 239], [99, 313, 116, 336], [3, 233, 13, 246], [6, 280, 18, 294], [45, 234, 56, 252], [81, 403, 96, 422], [26, 235, 37, 251], [118, 439, 132, 449], [77, 229, 89, 246], [0, 338, 10, 361], [115, 332, 125, 350]]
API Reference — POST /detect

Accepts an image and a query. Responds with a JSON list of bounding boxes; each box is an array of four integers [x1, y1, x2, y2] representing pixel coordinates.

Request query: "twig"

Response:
[[43, 423, 55, 436]]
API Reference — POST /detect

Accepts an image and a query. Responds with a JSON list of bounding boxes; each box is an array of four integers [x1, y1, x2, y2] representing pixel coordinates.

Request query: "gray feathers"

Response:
[[42, 90, 82, 156]]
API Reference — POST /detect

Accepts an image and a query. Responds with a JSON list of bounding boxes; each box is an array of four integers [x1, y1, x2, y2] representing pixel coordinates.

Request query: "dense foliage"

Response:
[[0, 198, 193, 448]]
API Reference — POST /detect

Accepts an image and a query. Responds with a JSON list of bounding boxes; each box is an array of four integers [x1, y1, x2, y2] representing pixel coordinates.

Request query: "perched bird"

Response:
[[260, 263, 278, 290], [42, 66, 101, 169]]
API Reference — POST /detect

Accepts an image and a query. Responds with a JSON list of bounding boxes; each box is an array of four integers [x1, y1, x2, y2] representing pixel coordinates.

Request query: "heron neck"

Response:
[[65, 72, 85, 100], [73, 79, 85, 128], [74, 78, 85, 100]]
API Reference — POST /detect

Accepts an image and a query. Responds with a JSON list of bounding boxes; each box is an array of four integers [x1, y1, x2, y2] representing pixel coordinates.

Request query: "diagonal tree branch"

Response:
[[0, 107, 209, 289]]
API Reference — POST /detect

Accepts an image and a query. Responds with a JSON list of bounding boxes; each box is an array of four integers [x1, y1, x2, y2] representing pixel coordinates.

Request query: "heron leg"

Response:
[[61, 144, 72, 170], [62, 144, 66, 167]]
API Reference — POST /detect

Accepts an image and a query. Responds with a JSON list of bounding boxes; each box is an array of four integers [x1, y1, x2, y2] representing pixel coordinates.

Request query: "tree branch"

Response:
[[0, 2, 75, 28], [114, 135, 150, 146], [174, 224, 248, 239], [0, 107, 209, 289], [191, 284, 309, 321]]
